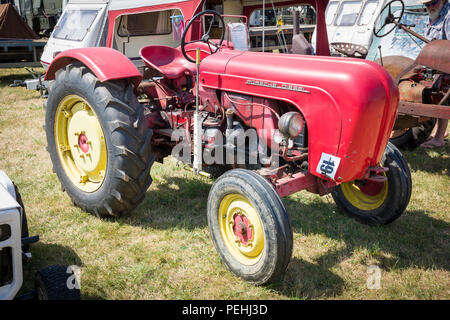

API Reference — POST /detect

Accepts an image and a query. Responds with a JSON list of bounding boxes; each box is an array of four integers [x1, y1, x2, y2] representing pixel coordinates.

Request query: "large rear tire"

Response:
[[331, 142, 411, 226], [207, 169, 293, 285], [45, 64, 154, 218], [390, 119, 436, 150]]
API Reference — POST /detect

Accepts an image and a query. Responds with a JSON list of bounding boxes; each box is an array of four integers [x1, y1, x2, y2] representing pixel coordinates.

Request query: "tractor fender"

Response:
[[44, 47, 142, 88]]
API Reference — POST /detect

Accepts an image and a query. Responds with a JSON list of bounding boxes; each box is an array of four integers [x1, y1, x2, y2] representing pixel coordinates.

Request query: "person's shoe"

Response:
[[420, 138, 446, 148], [425, 132, 449, 142]]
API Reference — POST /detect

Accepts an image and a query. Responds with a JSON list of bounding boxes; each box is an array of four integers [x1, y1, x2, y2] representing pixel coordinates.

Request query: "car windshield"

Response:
[[334, 1, 363, 26], [53, 9, 99, 41]]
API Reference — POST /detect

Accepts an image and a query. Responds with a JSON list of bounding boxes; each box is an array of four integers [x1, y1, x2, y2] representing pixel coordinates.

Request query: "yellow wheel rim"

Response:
[[54, 95, 107, 193], [340, 175, 388, 211], [218, 194, 264, 266]]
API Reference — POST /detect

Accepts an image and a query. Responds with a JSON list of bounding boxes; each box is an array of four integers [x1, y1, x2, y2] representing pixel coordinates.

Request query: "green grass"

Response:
[[0, 67, 449, 300]]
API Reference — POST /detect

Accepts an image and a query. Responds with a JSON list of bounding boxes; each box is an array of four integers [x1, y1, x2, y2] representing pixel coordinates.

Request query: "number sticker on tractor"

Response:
[[316, 153, 341, 180]]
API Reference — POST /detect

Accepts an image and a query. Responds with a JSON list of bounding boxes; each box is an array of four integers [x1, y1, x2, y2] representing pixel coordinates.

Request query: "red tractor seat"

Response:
[[140, 45, 196, 79]]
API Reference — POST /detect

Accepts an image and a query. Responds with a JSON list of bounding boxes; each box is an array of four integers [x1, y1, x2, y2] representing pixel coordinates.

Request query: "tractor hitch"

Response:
[[258, 165, 337, 198], [363, 166, 389, 183]]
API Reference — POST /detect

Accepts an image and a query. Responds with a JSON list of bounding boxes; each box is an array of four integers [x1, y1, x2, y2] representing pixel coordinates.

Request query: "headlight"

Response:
[[278, 112, 304, 139]]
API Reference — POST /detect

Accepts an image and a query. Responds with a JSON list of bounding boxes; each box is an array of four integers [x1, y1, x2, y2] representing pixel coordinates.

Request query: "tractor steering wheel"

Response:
[[373, 0, 405, 38], [181, 10, 225, 63]]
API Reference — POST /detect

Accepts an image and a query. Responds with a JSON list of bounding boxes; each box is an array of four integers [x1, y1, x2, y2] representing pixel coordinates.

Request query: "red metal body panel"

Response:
[[274, 171, 318, 198], [199, 49, 399, 182], [44, 47, 143, 87]]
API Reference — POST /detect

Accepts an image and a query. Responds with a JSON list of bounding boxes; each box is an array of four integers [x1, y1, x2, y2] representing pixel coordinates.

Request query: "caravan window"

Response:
[[334, 1, 363, 26], [325, 1, 340, 25], [53, 9, 99, 41], [118, 11, 171, 36], [358, 0, 379, 25]]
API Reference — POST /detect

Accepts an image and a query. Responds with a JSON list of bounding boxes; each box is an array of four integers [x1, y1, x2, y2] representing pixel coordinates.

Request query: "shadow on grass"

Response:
[[19, 242, 82, 297], [121, 176, 212, 230], [402, 142, 449, 175], [116, 171, 448, 298], [270, 196, 450, 298], [0, 72, 31, 88], [272, 256, 346, 299]]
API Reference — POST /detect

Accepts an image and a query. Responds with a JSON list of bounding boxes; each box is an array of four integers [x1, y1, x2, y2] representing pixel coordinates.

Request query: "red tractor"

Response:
[[43, 2, 411, 285]]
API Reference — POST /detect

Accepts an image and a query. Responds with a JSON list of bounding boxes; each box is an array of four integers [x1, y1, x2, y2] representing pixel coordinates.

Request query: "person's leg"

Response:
[[420, 118, 448, 148], [426, 120, 449, 141]]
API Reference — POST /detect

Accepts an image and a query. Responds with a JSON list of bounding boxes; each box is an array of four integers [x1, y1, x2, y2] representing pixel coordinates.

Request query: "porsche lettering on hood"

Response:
[[245, 80, 310, 94]]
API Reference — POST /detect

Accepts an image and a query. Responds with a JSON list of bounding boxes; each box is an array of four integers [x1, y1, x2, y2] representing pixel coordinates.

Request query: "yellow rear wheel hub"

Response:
[[340, 176, 388, 211], [218, 194, 264, 266], [55, 95, 107, 193]]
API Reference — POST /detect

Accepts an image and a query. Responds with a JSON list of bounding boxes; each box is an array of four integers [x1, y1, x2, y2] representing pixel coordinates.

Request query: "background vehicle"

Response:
[[0, 170, 80, 300], [311, 0, 385, 56], [311, 0, 424, 57], [42, 0, 411, 285], [370, 0, 449, 149]]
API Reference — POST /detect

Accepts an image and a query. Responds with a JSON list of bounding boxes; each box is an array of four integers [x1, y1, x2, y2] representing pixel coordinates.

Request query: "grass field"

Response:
[[0, 68, 449, 300]]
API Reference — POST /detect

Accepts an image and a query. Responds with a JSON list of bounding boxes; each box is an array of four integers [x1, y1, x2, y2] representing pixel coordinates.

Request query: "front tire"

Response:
[[207, 169, 293, 285], [45, 64, 154, 218], [35, 265, 81, 300], [332, 142, 411, 226]]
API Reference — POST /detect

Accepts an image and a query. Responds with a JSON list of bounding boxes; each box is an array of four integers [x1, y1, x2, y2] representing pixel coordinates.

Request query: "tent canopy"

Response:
[[0, 3, 39, 39]]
